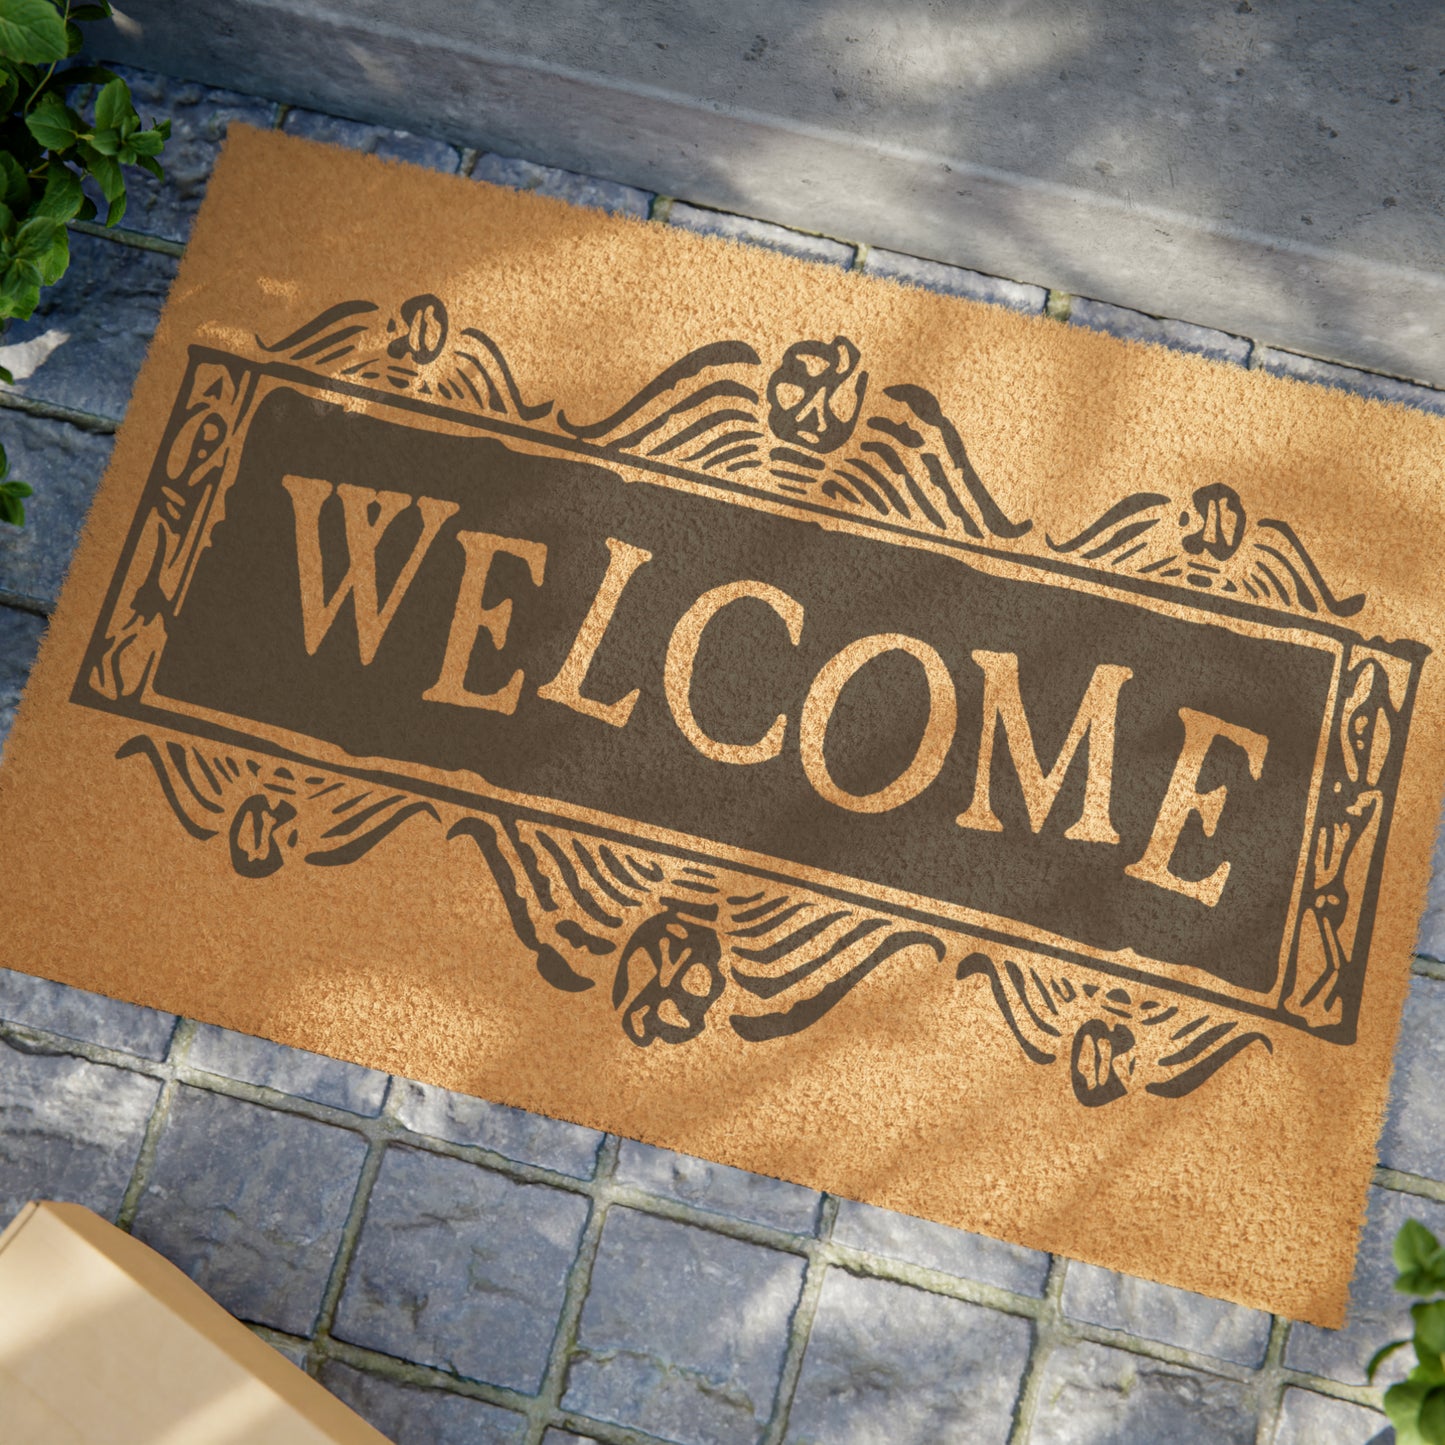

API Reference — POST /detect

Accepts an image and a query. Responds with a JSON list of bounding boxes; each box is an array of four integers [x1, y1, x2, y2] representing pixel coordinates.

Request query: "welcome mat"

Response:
[[3, 127, 1443, 1326]]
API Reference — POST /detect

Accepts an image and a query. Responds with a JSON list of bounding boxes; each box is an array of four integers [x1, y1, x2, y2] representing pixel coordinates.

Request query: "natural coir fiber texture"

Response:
[[4, 126, 1444, 1326]]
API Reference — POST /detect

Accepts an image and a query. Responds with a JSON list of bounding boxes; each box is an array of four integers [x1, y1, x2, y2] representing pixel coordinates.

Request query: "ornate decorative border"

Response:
[[76, 294, 1427, 1106]]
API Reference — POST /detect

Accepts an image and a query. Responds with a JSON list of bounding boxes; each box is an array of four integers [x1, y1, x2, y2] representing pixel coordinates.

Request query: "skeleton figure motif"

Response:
[[766, 336, 868, 453]]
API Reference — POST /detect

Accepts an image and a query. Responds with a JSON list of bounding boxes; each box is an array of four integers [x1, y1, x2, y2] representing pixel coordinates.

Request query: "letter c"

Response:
[[664, 581, 805, 765]]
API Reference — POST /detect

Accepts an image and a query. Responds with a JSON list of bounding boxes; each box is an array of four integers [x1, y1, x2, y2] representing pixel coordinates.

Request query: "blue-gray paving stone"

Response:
[[129, 1085, 367, 1335], [564, 1207, 804, 1445], [319, 1362, 526, 1445], [188, 1023, 388, 1116], [334, 1144, 588, 1392], [81, 65, 278, 243], [282, 109, 460, 172], [1068, 297, 1251, 366], [1028, 1340, 1257, 1445], [472, 153, 651, 217], [1060, 1261, 1271, 1367], [0, 606, 45, 757], [862, 247, 1047, 313], [391, 1078, 602, 1176], [1272, 1388, 1393, 1445], [668, 203, 854, 268], [1418, 812, 1445, 962], [0, 1035, 160, 1226], [1379, 975, 1445, 1180], [262, 1336, 309, 1369], [1255, 347, 1445, 415], [1286, 1185, 1445, 1386], [0, 411, 112, 611], [1, 232, 177, 421], [614, 1139, 820, 1234], [784, 1270, 1030, 1445], [0, 968, 175, 1059], [830, 1196, 1049, 1296]]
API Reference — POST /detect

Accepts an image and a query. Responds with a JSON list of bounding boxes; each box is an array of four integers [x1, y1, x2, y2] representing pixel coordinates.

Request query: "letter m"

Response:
[[283, 477, 458, 665], [957, 651, 1133, 844]]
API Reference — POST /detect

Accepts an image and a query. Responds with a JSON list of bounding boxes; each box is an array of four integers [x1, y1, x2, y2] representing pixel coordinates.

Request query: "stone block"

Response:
[[613, 1139, 819, 1234], [1379, 975, 1445, 1180], [862, 248, 1047, 313], [83, 64, 279, 243], [669, 203, 854, 267], [563, 1206, 804, 1445], [1417, 809, 1445, 962], [830, 1197, 1049, 1296], [472, 153, 651, 217], [187, 1023, 388, 1116], [334, 1144, 588, 1393], [0, 413, 113, 611], [129, 1085, 367, 1335], [0, 605, 43, 756], [1, 232, 177, 422], [1286, 1185, 1445, 1386], [1255, 348, 1445, 415], [391, 1079, 602, 1176], [1068, 297, 1252, 366], [1028, 1340, 1257, 1444], [0, 1035, 160, 1226], [784, 1269, 1031, 1445], [282, 108, 460, 171], [319, 1361, 526, 1445], [0, 968, 175, 1060], [1271, 1387, 1392, 1445], [1060, 1261, 1271, 1367]]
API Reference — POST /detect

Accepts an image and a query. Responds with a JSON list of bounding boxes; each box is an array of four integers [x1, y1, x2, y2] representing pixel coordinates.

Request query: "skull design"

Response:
[[766, 336, 867, 453], [228, 795, 298, 879], [386, 293, 448, 365], [1070, 1018, 1135, 1106], [612, 910, 724, 1046], [1181, 482, 1247, 561]]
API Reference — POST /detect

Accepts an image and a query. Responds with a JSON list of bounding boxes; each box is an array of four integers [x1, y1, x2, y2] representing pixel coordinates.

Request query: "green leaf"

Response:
[[71, 3, 112, 20], [1398, 1222, 1443, 1274], [33, 162, 80, 221], [0, 363, 12, 386], [135, 153, 161, 180], [32, 221, 64, 283], [88, 125, 119, 155], [1422, 1387, 1445, 1445], [84, 147, 122, 200], [0, 479, 32, 499], [75, 191, 95, 221], [0, 149, 28, 209], [0, 441, 9, 474], [1388, 1379, 1431, 1437], [1418, 1303, 1445, 1357], [1369, 1337, 1414, 1383], [0, 64, 18, 111], [93, 76, 129, 131], [64, 18, 82, 55], [0, 490, 23, 525], [15, 212, 60, 259], [128, 126, 164, 156], [0, 0, 69, 65], [103, 188, 123, 226], [24, 91, 79, 150], [0, 199, 16, 237]]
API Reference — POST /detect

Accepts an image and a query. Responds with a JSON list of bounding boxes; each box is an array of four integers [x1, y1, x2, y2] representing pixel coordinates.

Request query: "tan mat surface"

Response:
[[3, 126, 1444, 1325]]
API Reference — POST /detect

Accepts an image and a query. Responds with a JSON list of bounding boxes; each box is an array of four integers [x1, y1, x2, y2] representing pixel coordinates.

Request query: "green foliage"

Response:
[[0, 0, 170, 523], [1368, 1220, 1445, 1444]]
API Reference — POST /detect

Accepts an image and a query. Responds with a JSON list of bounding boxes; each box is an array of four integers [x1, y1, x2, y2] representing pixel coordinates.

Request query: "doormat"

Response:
[[3, 127, 1443, 1326]]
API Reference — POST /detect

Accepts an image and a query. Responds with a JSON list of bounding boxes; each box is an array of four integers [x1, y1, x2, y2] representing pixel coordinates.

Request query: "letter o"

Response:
[[800, 633, 958, 813]]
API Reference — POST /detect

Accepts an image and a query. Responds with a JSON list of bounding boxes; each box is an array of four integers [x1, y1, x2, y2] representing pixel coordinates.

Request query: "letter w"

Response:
[[283, 476, 458, 665], [957, 651, 1133, 844]]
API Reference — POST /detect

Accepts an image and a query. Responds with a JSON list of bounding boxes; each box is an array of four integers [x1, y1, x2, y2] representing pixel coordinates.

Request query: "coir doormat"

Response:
[[3, 127, 1443, 1326]]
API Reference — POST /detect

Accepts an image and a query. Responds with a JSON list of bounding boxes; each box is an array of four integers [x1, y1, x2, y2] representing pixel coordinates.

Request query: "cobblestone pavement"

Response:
[[1, 64, 1439, 1445]]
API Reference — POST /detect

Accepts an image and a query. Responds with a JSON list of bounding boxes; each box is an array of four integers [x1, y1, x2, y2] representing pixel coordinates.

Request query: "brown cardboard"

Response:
[[2, 126, 1444, 1325], [0, 1201, 387, 1443]]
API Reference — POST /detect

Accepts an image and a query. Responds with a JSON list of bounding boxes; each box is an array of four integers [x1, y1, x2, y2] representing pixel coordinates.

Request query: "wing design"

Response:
[[1048, 483, 1365, 616]]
